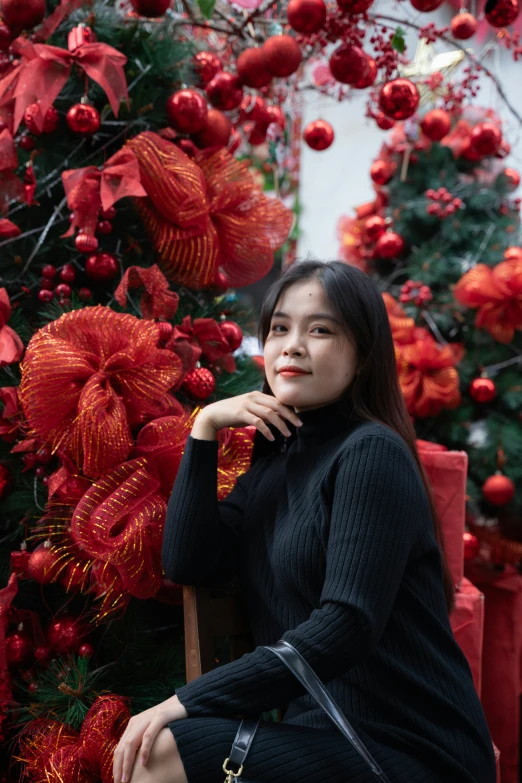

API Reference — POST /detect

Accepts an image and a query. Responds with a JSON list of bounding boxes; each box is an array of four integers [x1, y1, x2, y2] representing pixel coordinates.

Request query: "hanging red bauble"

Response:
[[78, 643, 95, 657], [503, 167, 521, 190], [420, 109, 451, 141], [18, 135, 36, 151], [96, 219, 113, 235], [6, 629, 34, 668], [220, 320, 243, 351], [266, 105, 286, 130], [66, 103, 100, 136], [24, 103, 59, 135], [34, 645, 51, 664], [42, 264, 56, 278], [287, 0, 326, 32], [236, 48, 272, 89], [375, 231, 405, 258], [364, 215, 386, 242], [378, 79, 420, 121], [0, 0, 46, 31], [410, 0, 443, 10], [450, 12, 479, 38], [85, 252, 119, 282], [62, 561, 89, 592], [182, 367, 216, 400], [262, 35, 302, 78], [376, 112, 395, 130], [353, 57, 377, 89], [193, 51, 222, 85], [130, 0, 171, 16], [165, 89, 207, 135], [0, 22, 12, 51], [193, 109, 232, 149], [484, 0, 519, 26], [240, 95, 269, 125], [463, 532, 480, 561], [26, 542, 61, 584], [303, 119, 334, 151], [469, 122, 502, 156], [75, 233, 98, 253], [337, 0, 374, 10], [370, 159, 395, 185], [482, 473, 515, 505], [46, 615, 87, 655], [504, 246, 522, 261], [329, 44, 370, 85], [60, 263, 76, 283], [469, 376, 496, 403], [205, 72, 243, 111], [245, 121, 268, 146]]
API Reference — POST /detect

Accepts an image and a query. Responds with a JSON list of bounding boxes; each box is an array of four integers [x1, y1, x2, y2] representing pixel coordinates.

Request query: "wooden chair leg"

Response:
[[183, 585, 215, 683]]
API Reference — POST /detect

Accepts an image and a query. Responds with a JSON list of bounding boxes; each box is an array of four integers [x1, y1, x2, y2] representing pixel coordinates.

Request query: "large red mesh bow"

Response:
[[127, 131, 293, 288], [454, 260, 522, 343], [19, 306, 182, 478], [0, 37, 128, 133], [396, 335, 464, 418]]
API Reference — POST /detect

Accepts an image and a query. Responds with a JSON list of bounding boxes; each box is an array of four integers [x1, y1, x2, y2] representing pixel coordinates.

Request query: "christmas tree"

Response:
[[339, 104, 522, 561]]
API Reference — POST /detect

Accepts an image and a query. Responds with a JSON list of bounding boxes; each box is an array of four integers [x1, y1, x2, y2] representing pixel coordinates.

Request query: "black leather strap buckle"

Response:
[[222, 717, 260, 781]]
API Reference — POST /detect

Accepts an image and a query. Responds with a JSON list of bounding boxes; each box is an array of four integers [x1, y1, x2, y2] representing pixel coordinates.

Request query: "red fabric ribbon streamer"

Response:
[[0, 37, 128, 133], [0, 128, 24, 209], [114, 264, 179, 320], [164, 315, 235, 376], [0, 218, 20, 238], [0, 289, 23, 367], [62, 147, 146, 237]]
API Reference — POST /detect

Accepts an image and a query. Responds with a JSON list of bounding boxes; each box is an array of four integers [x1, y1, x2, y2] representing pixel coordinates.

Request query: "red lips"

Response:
[[277, 365, 311, 374]]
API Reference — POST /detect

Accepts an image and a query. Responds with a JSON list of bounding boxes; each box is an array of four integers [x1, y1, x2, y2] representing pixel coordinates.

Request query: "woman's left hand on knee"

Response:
[[113, 695, 188, 783]]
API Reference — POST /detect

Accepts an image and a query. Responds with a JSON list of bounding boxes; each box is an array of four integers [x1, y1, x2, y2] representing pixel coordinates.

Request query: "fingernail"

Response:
[[296, 420, 303, 426]]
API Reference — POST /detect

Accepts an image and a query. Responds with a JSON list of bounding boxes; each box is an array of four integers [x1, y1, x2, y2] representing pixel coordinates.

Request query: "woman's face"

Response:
[[263, 278, 359, 412]]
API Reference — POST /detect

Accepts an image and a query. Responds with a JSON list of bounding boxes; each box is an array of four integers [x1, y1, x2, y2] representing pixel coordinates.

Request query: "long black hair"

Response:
[[257, 259, 455, 613]]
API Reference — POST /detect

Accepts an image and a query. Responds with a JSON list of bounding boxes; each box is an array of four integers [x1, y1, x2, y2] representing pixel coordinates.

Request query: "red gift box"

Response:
[[465, 564, 522, 783], [450, 577, 484, 697], [417, 443, 467, 589]]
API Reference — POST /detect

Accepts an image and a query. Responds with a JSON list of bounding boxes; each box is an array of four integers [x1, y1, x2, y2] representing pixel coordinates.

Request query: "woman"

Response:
[[113, 260, 496, 783]]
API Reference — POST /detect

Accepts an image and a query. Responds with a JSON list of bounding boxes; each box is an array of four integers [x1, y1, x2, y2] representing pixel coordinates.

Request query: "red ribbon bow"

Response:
[[62, 147, 146, 237], [0, 37, 128, 133]]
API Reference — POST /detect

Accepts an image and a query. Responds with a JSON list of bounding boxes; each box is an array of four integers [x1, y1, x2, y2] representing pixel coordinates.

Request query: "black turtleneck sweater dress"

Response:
[[161, 399, 496, 783]]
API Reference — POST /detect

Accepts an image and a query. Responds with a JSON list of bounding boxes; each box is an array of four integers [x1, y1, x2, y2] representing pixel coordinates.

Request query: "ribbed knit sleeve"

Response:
[[174, 434, 427, 717], [161, 435, 251, 587]]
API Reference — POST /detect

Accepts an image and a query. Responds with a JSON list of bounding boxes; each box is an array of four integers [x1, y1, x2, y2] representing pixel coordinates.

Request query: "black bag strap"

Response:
[[223, 717, 261, 780], [264, 640, 392, 782]]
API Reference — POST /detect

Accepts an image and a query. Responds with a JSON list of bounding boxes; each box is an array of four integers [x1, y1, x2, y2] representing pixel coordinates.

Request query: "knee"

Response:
[[128, 728, 182, 783]]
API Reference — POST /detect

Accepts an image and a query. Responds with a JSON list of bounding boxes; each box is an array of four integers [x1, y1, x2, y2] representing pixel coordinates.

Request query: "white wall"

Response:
[[297, 1, 522, 260]]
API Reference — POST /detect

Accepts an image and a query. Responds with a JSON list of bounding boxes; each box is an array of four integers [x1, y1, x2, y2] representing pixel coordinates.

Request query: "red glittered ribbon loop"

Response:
[[0, 37, 128, 133], [62, 147, 146, 236]]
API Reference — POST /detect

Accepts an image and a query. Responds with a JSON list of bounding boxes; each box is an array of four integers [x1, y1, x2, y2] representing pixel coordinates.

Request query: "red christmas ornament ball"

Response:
[[376, 112, 395, 130], [287, 0, 326, 33], [245, 121, 268, 146], [240, 95, 269, 125], [463, 532, 480, 561], [66, 103, 100, 135], [193, 109, 232, 149], [100, 205, 117, 220], [482, 473, 515, 506], [75, 233, 98, 253], [205, 72, 243, 111], [78, 287, 92, 301], [329, 44, 370, 86], [6, 630, 34, 668], [26, 543, 61, 584], [166, 89, 208, 133], [504, 245, 522, 261], [469, 376, 496, 403], [96, 219, 113, 235], [337, 0, 374, 12], [60, 263, 76, 283], [0, 0, 46, 31], [370, 159, 395, 186], [375, 231, 405, 258], [18, 135, 36, 151], [38, 289, 54, 303], [503, 167, 521, 190], [182, 367, 216, 400], [55, 283, 71, 299], [262, 35, 302, 78], [42, 263, 56, 279], [364, 215, 386, 242], [420, 109, 451, 141], [353, 57, 377, 89], [236, 47, 272, 89], [78, 643, 95, 657], [220, 320, 243, 351], [303, 119, 334, 151], [130, 0, 171, 16], [410, 0, 443, 10], [34, 645, 51, 664], [85, 252, 119, 282], [266, 105, 286, 130], [46, 615, 87, 655], [193, 51, 222, 85], [24, 103, 59, 135], [451, 12, 479, 38], [378, 78, 420, 121], [469, 122, 502, 156], [484, 0, 519, 27]]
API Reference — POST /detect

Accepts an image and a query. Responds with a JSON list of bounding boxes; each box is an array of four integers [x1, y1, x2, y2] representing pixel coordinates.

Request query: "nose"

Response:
[[282, 334, 305, 357]]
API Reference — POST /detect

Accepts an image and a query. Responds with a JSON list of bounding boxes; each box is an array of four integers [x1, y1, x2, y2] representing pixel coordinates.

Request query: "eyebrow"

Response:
[[271, 310, 341, 324]]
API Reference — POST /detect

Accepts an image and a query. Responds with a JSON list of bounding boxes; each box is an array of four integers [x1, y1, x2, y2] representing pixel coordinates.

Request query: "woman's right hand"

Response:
[[192, 391, 303, 441]]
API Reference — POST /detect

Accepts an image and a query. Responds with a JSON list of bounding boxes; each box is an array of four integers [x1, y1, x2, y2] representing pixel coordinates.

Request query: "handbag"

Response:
[[222, 639, 392, 782]]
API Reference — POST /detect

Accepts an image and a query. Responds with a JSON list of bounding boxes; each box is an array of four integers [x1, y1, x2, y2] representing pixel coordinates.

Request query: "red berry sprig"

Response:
[[425, 187, 463, 218], [399, 280, 433, 306]]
